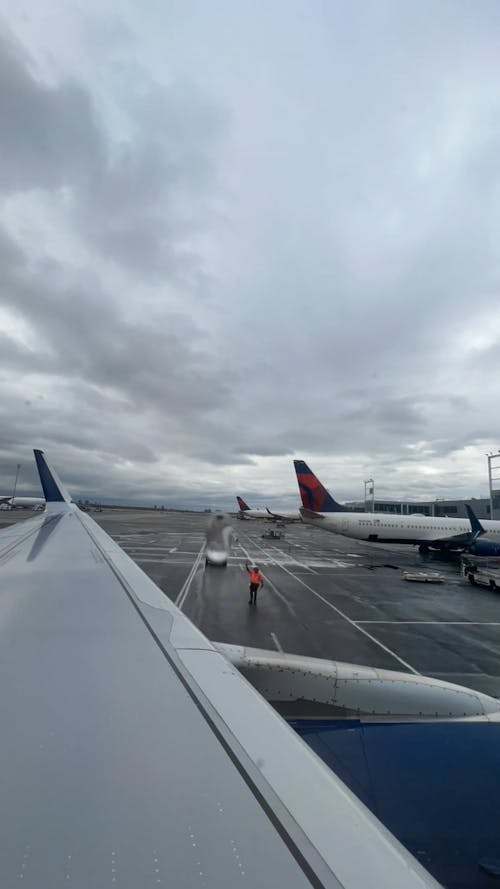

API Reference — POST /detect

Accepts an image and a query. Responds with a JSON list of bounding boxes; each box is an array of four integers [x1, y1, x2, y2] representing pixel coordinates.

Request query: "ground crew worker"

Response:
[[245, 561, 264, 605]]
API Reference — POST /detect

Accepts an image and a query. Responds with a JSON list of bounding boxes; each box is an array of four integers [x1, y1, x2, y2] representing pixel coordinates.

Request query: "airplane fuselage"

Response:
[[302, 510, 500, 548], [0, 496, 45, 509], [237, 508, 268, 520]]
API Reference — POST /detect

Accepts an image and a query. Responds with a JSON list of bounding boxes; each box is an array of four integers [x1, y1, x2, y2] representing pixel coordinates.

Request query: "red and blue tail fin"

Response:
[[237, 496, 250, 511], [293, 460, 348, 513]]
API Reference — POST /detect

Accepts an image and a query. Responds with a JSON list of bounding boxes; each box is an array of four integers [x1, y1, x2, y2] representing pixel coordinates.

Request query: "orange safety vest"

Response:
[[249, 570, 262, 585]]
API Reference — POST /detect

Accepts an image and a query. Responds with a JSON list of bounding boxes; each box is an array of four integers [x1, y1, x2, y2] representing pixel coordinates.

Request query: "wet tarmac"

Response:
[[3, 507, 500, 697], [96, 509, 500, 698]]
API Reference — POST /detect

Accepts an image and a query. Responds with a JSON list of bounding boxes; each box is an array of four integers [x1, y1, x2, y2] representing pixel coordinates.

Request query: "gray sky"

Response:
[[1, 1, 500, 508]]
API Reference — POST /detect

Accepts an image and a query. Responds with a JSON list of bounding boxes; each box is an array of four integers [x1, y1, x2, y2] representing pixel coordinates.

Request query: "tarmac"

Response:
[[97, 509, 500, 698], [3, 507, 500, 697]]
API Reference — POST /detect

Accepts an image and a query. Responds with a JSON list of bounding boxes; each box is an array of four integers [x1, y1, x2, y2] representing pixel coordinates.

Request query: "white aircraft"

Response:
[[294, 459, 500, 553], [236, 496, 300, 522], [4, 449, 500, 887], [236, 495, 268, 519], [0, 495, 45, 509]]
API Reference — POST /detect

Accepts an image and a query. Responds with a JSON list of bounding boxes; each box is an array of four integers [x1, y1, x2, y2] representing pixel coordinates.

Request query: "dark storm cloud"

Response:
[[0, 234, 231, 419], [0, 30, 235, 483], [1, 4, 500, 504], [76, 80, 228, 279], [0, 31, 102, 192], [0, 30, 227, 281]]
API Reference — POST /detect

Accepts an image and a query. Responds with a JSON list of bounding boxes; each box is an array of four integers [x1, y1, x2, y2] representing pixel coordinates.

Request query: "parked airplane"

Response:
[[465, 504, 500, 556], [237, 496, 300, 522], [236, 495, 268, 519], [6, 449, 499, 886], [294, 459, 500, 553], [0, 495, 45, 509]]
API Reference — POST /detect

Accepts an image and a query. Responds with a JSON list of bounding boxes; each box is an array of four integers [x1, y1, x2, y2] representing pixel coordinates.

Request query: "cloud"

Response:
[[1, 5, 500, 505], [0, 30, 103, 192], [0, 29, 227, 283]]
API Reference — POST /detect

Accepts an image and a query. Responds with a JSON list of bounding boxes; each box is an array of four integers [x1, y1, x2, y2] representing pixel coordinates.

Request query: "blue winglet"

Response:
[[34, 450, 70, 503]]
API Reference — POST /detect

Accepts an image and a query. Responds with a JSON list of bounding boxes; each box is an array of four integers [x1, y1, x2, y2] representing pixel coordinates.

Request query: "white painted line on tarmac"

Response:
[[237, 541, 254, 563], [277, 563, 420, 674], [175, 543, 206, 610], [263, 574, 297, 617], [239, 528, 419, 675], [268, 544, 316, 574], [135, 559, 195, 566], [270, 632, 283, 652], [169, 547, 178, 552], [357, 620, 500, 626], [126, 549, 202, 557]]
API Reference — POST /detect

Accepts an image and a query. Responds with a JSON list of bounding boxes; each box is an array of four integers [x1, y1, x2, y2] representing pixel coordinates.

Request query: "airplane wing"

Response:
[[428, 531, 475, 549], [300, 506, 326, 520], [265, 507, 300, 522], [0, 450, 439, 888]]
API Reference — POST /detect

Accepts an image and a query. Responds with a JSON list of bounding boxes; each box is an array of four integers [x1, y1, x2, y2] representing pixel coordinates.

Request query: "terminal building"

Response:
[[344, 496, 500, 520], [343, 455, 500, 520]]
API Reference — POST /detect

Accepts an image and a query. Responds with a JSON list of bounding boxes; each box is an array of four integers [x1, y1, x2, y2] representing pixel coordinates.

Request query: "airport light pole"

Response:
[[486, 452, 500, 519], [364, 478, 374, 513], [12, 463, 21, 501]]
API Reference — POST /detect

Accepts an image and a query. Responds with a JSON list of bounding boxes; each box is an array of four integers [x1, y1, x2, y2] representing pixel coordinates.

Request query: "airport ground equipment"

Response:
[[461, 558, 500, 590], [402, 571, 444, 583]]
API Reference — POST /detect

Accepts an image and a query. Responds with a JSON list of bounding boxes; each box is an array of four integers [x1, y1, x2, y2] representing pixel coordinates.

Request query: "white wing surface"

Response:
[[0, 450, 440, 888]]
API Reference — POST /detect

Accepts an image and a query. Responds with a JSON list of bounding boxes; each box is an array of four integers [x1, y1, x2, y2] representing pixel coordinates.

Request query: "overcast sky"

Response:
[[1, 1, 500, 508]]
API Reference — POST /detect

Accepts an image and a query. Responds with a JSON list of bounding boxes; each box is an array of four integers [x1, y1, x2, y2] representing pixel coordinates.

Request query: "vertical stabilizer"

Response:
[[236, 496, 250, 511], [465, 504, 486, 540], [293, 460, 348, 512]]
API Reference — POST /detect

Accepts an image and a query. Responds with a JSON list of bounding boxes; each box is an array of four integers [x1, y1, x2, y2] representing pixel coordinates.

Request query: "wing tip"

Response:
[[33, 449, 69, 503]]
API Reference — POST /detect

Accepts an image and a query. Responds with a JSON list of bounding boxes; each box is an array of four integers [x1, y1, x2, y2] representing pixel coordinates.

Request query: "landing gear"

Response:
[[418, 544, 430, 555]]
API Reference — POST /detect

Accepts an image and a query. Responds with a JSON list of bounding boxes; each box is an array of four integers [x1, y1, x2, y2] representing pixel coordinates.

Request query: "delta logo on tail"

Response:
[[293, 460, 348, 513], [236, 496, 250, 511]]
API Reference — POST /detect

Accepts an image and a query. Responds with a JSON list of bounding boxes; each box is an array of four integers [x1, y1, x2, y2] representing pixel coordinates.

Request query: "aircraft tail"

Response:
[[293, 460, 348, 513], [465, 504, 485, 540], [236, 496, 250, 511]]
